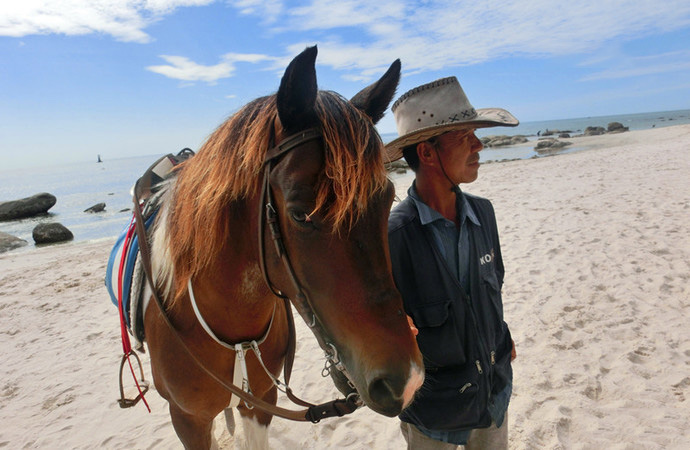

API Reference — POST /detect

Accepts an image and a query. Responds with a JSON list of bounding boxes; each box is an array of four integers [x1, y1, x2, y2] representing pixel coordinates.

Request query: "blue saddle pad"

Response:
[[105, 212, 157, 328]]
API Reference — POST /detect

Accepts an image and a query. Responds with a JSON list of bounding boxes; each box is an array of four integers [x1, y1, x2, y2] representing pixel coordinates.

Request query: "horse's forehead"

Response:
[[272, 139, 324, 185]]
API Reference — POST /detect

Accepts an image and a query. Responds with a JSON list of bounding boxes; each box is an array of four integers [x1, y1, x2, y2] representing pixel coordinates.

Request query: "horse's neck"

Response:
[[188, 197, 276, 341]]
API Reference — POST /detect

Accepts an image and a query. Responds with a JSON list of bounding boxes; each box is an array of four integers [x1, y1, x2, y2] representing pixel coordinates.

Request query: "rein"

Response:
[[132, 127, 360, 423]]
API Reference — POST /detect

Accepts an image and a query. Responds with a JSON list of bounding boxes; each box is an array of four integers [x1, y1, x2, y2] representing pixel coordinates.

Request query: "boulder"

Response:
[[481, 135, 529, 147], [385, 159, 409, 173], [0, 232, 28, 253], [584, 126, 606, 136], [534, 139, 572, 154], [84, 202, 106, 213], [607, 122, 629, 133], [0, 193, 57, 221], [32, 223, 74, 244]]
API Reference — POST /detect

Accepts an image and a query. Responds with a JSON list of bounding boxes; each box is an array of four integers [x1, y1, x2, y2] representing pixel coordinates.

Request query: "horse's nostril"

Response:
[[367, 376, 403, 417]]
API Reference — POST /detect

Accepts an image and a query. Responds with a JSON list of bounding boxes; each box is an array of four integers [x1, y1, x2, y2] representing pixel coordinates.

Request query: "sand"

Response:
[[1, 124, 689, 449]]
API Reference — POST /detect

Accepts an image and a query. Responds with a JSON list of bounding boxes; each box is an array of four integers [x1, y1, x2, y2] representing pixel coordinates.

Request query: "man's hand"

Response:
[[511, 339, 516, 361], [407, 315, 418, 336]]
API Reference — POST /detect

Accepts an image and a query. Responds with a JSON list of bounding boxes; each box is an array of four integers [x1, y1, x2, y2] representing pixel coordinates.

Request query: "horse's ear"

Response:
[[350, 59, 401, 125], [277, 46, 318, 134]]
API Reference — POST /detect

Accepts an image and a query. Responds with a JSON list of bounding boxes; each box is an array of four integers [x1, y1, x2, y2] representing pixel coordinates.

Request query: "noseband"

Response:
[[259, 128, 359, 403]]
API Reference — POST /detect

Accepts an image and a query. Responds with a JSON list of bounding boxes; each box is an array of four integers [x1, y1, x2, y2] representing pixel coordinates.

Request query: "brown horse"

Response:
[[143, 46, 423, 448]]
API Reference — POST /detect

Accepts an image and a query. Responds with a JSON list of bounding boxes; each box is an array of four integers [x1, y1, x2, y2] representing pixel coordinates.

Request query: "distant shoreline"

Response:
[[380, 107, 690, 143]]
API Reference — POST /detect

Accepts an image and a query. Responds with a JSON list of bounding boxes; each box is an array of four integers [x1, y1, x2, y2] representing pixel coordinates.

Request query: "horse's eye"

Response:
[[290, 210, 313, 225]]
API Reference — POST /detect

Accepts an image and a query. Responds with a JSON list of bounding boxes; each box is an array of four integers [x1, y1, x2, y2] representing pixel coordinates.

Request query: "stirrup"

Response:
[[118, 352, 150, 408]]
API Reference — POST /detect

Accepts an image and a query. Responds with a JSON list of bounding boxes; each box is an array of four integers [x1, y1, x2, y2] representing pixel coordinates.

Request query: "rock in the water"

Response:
[[0, 232, 28, 253], [32, 223, 74, 244], [84, 202, 106, 213], [584, 126, 606, 136], [481, 135, 529, 147], [607, 122, 629, 133], [0, 193, 57, 221], [385, 159, 409, 172], [535, 138, 572, 153]]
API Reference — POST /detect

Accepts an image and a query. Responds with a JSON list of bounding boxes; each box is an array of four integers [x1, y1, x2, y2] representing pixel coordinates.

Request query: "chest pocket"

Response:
[[480, 268, 504, 323], [409, 299, 468, 368]]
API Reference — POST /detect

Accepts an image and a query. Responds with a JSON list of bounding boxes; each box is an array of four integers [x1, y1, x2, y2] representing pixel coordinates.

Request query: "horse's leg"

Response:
[[235, 386, 276, 450], [168, 402, 216, 450]]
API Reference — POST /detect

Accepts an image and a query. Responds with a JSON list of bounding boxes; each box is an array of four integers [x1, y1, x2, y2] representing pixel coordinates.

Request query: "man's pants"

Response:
[[399, 414, 508, 450]]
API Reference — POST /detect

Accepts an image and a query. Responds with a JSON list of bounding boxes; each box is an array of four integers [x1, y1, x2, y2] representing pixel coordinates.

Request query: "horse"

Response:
[[141, 46, 424, 449]]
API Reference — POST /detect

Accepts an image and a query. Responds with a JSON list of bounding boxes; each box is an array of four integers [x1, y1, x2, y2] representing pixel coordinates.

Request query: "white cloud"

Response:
[[271, 0, 690, 79], [580, 50, 690, 81], [146, 52, 275, 83], [4, 0, 690, 84], [0, 0, 215, 42]]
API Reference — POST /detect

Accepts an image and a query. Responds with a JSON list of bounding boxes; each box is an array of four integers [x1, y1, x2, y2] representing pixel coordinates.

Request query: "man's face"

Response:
[[435, 129, 483, 184]]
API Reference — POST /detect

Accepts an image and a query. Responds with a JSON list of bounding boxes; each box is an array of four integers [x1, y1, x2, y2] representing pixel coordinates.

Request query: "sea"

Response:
[[2, 109, 689, 251]]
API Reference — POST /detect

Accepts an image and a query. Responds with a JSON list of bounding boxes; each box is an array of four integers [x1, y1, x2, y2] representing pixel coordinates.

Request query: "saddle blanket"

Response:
[[104, 149, 194, 346]]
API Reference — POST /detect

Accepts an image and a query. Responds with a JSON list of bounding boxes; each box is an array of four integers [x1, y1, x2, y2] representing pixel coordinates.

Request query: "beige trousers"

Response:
[[399, 414, 508, 450]]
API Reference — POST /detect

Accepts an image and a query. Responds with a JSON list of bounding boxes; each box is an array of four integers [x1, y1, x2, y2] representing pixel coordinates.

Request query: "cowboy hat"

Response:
[[385, 76, 519, 161]]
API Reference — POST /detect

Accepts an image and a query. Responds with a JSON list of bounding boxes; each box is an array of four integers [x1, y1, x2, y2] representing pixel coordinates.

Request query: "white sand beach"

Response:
[[1, 124, 689, 449]]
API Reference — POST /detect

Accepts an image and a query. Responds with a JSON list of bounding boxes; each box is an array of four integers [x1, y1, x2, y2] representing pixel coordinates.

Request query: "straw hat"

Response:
[[385, 76, 519, 161]]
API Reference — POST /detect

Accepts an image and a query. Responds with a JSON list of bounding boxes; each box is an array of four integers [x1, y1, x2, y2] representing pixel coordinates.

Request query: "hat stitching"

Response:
[[392, 76, 457, 112]]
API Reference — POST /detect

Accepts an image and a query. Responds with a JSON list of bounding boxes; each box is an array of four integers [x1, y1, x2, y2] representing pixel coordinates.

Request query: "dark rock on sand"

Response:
[[84, 202, 106, 213], [32, 223, 74, 244], [535, 138, 572, 154], [0, 193, 57, 221], [584, 126, 606, 136], [0, 232, 28, 253], [386, 159, 410, 174], [481, 135, 529, 147], [607, 122, 629, 133]]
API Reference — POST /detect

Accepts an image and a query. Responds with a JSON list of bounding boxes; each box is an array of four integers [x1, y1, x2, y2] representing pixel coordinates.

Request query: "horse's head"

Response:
[[265, 46, 424, 416]]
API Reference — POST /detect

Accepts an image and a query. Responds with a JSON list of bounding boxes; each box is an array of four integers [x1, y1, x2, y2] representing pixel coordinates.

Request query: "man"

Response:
[[386, 76, 518, 449]]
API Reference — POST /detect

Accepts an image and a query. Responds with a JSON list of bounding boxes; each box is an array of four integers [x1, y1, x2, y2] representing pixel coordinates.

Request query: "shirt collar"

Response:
[[408, 182, 481, 228]]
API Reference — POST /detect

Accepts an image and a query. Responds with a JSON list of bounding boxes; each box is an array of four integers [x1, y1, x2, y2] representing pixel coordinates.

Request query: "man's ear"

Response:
[[417, 141, 436, 166]]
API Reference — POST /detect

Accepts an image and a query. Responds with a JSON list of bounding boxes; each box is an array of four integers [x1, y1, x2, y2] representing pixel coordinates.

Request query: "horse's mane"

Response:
[[163, 91, 388, 300]]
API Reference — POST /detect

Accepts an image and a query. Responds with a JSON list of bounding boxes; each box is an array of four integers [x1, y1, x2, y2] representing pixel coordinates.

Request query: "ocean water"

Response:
[[2, 109, 689, 251], [382, 108, 690, 162], [0, 155, 162, 250]]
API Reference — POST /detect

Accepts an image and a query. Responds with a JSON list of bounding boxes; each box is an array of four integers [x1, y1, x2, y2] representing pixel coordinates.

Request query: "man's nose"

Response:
[[470, 134, 483, 153]]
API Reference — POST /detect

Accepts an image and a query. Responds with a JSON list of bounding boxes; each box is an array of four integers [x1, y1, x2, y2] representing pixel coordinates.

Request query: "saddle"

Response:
[[105, 149, 195, 347]]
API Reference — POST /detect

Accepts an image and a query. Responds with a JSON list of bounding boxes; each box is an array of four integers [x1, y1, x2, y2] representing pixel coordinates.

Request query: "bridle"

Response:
[[133, 126, 360, 423], [258, 127, 359, 397]]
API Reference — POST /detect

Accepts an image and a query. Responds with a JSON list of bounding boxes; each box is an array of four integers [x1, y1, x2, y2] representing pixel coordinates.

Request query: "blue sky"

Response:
[[2, 1, 690, 170]]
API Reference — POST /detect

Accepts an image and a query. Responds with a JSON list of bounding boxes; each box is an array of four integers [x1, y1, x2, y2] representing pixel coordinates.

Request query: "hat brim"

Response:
[[384, 108, 519, 162]]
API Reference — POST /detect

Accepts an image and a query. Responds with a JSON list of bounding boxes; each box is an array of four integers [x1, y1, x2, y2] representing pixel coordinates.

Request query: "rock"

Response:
[[0, 232, 28, 253], [584, 126, 606, 136], [534, 138, 572, 154], [607, 122, 629, 133], [559, 133, 571, 138], [385, 159, 409, 172], [481, 135, 528, 147], [84, 202, 106, 213], [32, 223, 74, 244], [0, 193, 57, 221]]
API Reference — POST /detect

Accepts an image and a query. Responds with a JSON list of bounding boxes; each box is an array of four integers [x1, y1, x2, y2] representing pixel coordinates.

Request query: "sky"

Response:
[[2, 0, 690, 170]]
